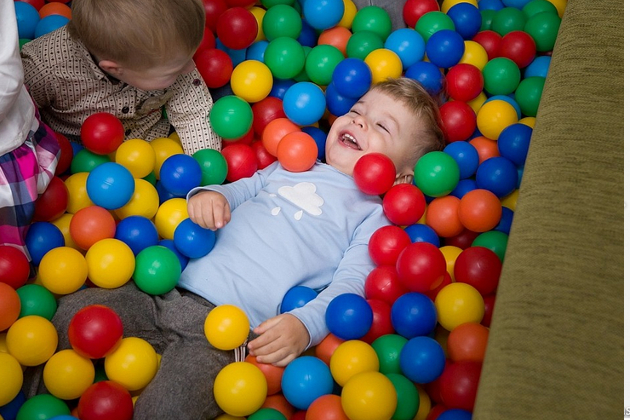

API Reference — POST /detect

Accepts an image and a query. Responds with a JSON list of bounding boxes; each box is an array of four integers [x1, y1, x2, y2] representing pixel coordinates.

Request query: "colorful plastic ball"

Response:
[[215, 362, 267, 416], [445, 63, 484, 102], [302, 0, 344, 30], [252, 140, 278, 169], [281, 356, 333, 410], [391, 292, 437, 339], [481, 57, 521, 96], [524, 55, 551, 78], [245, 354, 285, 396], [330, 339, 379, 386], [0, 246, 30, 289], [70, 149, 109, 175], [472, 229, 508, 262], [485, 94, 522, 119], [39, 247, 88, 295], [451, 176, 477, 199], [16, 284, 57, 320], [113, 178, 160, 220], [263, 4, 303, 40], [514, 76, 545, 117], [468, 135, 500, 164], [15, 394, 70, 420], [318, 26, 352, 56], [453, 246, 501, 295], [204, 304, 249, 351], [361, 298, 394, 344], [353, 153, 396, 196], [0, 391, 26, 420], [331, 58, 372, 99], [192, 149, 227, 187], [6, 315, 58, 366], [114, 216, 159, 255], [460, 39, 489, 70], [276, 132, 318, 172], [475, 156, 518, 198], [370, 333, 407, 375], [305, 394, 348, 420], [216, 7, 258, 50], [132, 245, 181, 295], [414, 151, 460, 197], [364, 265, 408, 306], [399, 335, 445, 384], [195, 48, 234, 88], [476, 99, 519, 140], [86, 162, 134, 210], [524, 11, 561, 52], [252, 96, 286, 136], [249, 407, 287, 420], [395, 242, 446, 293], [472, 29, 502, 60], [43, 349, 95, 400], [447, 322, 489, 363], [85, 238, 135, 289], [247, 39, 269, 63], [0, 352, 22, 406], [425, 196, 464, 238], [264, 37, 306, 80], [0, 282, 20, 332], [340, 371, 397, 420], [490, 6, 526, 36], [173, 218, 216, 259], [80, 113, 124, 155], [210, 95, 253, 140], [404, 61, 444, 97], [443, 141, 479, 180], [324, 83, 357, 117], [402, 0, 440, 28], [382, 184, 426, 227], [282, 82, 326, 126], [352, 6, 392, 41], [385, 372, 420, 420], [346, 30, 384, 60], [458, 188, 502, 233], [434, 282, 484, 330], [426, 29, 465, 69], [439, 361, 482, 412], [68, 304, 123, 359], [304, 44, 344, 86], [447, 2, 482, 40], [281, 286, 318, 313], [69, 205, 116, 250], [221, 143, 257, 182], [500, 30, 536, 69], [482, 294, 495, 327], [368, 225, 411, 266], [14, 0, 41, 39], [301, 126, 327, 161], [33, 176, 68, 222], [364, 48, 403, 84], [77, 380, 133, 420], [404, 223, 440, 247], [34, 14, 69, 38], [154, 198, 188, 240], [325, 293, 373, 340], [385, 28, 425, 70], [156, 239, 188, 272], [439, 100, 477, 143], [415, 10, 455, 43], [25, 221, 64, 266], [231, 60, 273, 103], [158, 154, 201, 197], [104, 337, 158, 391]]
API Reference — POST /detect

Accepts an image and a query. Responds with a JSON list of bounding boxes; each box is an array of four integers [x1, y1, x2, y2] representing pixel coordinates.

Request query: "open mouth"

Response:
[[339, 133, 361, 150]]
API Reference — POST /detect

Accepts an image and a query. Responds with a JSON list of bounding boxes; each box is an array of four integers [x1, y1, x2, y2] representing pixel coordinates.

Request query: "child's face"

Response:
[[109, 52, 197, 91], [325, 89, 417, 178]]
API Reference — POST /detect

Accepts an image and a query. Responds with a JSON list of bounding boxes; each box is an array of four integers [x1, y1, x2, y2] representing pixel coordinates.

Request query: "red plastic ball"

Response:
[[194, 48, 233, 88], [453, 246, 502, 296], [78, 381, 134, 420], [482, 294, 495, 327], [223, 125, 255, 147], [221, 143, 258, 182], [251, 140, 277, 170], [382, 183, 426, 226], [54, 132, 73, 175], [395, 242, 446, 293], [368, 225, 411, 266], [360, 299, 394, 344], [438, 360, 482, 412], [34, 176, 68, 222], [353, 153, 396, 195], [458, 188, 502, 232], [500, 31, 537, 69], [194, 27, 217, 60], [68, 305, 124, 359], [245, 354, 285, 395], [277, 132, 318, 172], [445, 63, 484, 102], [202, 0, 228, 33], [443, 228, 479, 250], [252, 97, 286, 137], [0, 246, 30, 289], [426, 405, 448, 420], [225, 0, 256, 7], [403, 0, 440, 28], [424, 270, 452, 301], [472, 30, 502, 60], [216, 7, 258, 50], [80, 113, 124, 155], [364, 265, 409, 306], [439, 100, 477, 143], [291, 411, 308, 420], [305, 394, 350, 420]]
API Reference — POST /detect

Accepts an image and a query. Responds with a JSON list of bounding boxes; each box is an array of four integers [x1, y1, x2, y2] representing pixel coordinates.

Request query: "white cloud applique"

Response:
[[271, 182, 324, 220]]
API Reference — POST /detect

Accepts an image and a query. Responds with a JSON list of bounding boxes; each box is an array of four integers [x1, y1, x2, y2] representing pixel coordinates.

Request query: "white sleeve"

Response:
[[0, 0, 25, 123]]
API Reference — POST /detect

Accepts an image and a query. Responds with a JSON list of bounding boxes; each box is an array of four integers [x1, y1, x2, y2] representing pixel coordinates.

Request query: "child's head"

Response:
[[67, 0, 205, 90], [325, 77, 445, 183]]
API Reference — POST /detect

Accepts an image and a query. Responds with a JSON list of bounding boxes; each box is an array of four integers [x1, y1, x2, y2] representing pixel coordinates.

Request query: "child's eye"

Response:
[[377, 123, 390, 133]]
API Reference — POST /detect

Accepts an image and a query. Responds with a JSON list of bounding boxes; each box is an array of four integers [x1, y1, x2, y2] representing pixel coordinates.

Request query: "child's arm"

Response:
[[0, 2, 25, 121], [187, 191, 231, 230], [247, 314, 310, 367]]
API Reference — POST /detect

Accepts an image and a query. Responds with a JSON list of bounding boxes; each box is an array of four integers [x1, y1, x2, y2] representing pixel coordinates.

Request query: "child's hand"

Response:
[[247, 314, 310, 367], [187, 191, 231, 230]]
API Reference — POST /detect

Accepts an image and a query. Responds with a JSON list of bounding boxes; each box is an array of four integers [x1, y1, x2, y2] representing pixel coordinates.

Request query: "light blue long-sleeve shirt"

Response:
[[178, 161, 391, 346]]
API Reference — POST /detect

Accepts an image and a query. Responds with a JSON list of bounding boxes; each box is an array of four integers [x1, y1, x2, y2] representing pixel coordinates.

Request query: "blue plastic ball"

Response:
[[49, 416, 80, 420], [301, 126, 327, 161], [331, 58, 372, 98], [475, 156, 519, 198], [497, 123, 533, 166], [269, 78, 296, 100], [282, 82, 326, 126], [297, 19, 318, 47], [404, 224, 440, 247], [86, 162, 135, 210], [14, 1, 40, 40], [281, 286, 318, 313], [478, 0, 505, 11], [385, 28, 426, 70], [502, 0, 531, 8], [246, 40, 269, 62], [156, 180, 180, 202], [404, 62, 444, 96], [399, 336, 445, 384], [34, 15, 69, 38], [391, 292, 437, 339], [157, 239, 189, 272], [443, 141, 479, 179], [114, 216, 159, 255], [425, 29, 465, 69], [159, 154, 203, 197], [450, 178, 478, 199], [524, 55, 551, 78], [303, 0, 344, 30], [173, 218, 216, 259], [216, 38, 247, 67], [447, 3, 483, 40], [494, 206, 514, 235], [325, 293, 373, 340], [25, 222, 65, 266], [325, 83, 357, 117], [281, 356, 334, 410], [437, 409, 473, 420]]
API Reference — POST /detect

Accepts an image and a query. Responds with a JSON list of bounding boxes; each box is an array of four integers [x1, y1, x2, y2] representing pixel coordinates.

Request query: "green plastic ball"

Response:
[[346, 30, 384, 60], [371, 334, 408, 375], [524, 11, 561, 52], [209, 95, 253, 140], [490, 7, 527, 36], [522, 0, 559, 19], [482, 57, 522, 96], [472, 230, 509, 262], [248, 408, 287, 420], [133, 245, 182, 295], [16, 284, 57, 320], [16, 394, 71, 420], [415, 11, 455, 42], [261, 0, 295, 7], [193, 149, 228, 186], [143, 171, 157, 186], [264, 36, 306, 80], [70, 149, 110, 174], [414, 151, 460, 197], [293, 46, 313, 82], [352, 5, 393, 41], [305, 44, 345, 86], [479, 9, 496, 31], [386, 373, 420, 420], [515, 76, 546, 117], [262, 4, 302, 41]]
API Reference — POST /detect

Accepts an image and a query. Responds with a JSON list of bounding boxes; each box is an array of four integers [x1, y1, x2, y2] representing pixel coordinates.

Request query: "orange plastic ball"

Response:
[[318, 27, 352, 57], [39, 2, 71, 19], [0, 283, 21, 331], [447, 322, 489, 363], [315, 333, 345, 366], [468, 136, 500, 164], [261, 118, 300, 157], [245, 354, 285, 396], [425, 196, 464, 238], [261, 394, 296, 419], [306, 394, 349, 420], [277, 132, 319, 172], [458, 189, 502, 232], [69, 205, 116, 250]]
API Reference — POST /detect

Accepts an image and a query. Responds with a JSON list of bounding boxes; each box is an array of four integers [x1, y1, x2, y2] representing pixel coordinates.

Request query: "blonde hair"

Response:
[[68, 0, 205, 69], [370, 78, 445, 167]]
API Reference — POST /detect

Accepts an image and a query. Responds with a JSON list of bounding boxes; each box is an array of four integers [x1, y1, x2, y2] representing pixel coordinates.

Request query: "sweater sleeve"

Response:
[[0, 1, 25, 121]]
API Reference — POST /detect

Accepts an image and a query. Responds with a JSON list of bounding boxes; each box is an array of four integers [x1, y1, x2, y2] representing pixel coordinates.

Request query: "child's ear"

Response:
[[393, 169, 414, 185], [98, 59, 123, 76]]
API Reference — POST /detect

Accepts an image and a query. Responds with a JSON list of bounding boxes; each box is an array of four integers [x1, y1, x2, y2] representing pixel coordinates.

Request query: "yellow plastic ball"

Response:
[[51, 213, 80, 250], [114, 178, 159, 220], [43, 349, 95, 400], [364, 49, 403, 84], [104, 337, 158, 391], [115, 139, 156, 179], [204, 305, 250, 351], [501, 188, 519, 211], [65, 172, 93, 214], [476, 99, 519, 140], [339, 0, 358, 29], [329, 340, 379, 386], [341, 371, 397, 420], [460, 40, 488, 71], [519, 116, 536, 128], [150, 137, 184, 180], [467, 91, 487, 114], [85, 238, 135, 289], [214, 362, 267, 417], [6, 315, 58, 366], [546, 0, 566, 17], [215, 415, 247, 420], [231, 60, 273, 103], [0, 352, 22, 406], [154, 198, 188, 240], [413, 384, 431, 420], [434, 283, 484, 331], [248, 6, 267, 42], [439, 245, 463, 281], [0, 332, 8, 353], [39, 247, 88, 295], [441, 0, 477, 13]]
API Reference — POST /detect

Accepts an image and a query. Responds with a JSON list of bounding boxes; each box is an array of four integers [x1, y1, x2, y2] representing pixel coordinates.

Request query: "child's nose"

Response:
[[352, 116, 366, 129]]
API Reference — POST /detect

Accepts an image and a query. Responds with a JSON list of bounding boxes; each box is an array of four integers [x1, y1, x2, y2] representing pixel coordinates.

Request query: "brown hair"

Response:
[[370, 78, 445, 168], [67, 0, 205, 69]]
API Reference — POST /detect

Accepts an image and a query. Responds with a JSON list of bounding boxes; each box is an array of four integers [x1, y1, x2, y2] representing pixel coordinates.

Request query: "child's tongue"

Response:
[[341, 133, 360, 150]]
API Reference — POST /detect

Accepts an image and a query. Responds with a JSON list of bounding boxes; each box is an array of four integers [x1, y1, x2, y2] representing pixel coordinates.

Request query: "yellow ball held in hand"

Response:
[[104, 337, 159, 391], [214, 362, 267, 417], [204, 305, 250, 351], [43, 349, 95, 400]]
